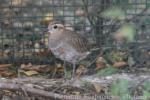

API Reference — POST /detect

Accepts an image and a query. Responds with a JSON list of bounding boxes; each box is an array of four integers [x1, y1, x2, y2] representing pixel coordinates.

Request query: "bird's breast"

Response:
[[49, 42, 89, 63]]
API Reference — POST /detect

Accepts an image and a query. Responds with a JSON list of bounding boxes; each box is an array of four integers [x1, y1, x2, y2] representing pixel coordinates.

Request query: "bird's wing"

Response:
[[65, 30, 90, 53]]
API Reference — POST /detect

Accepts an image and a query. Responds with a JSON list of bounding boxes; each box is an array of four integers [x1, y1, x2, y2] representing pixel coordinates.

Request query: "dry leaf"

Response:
[[55, 63, 64, 72], [24, 70, 39, 76], [95, 57, 106, 70], [76, 65, 87, 78], [93, 83, 104, 93], [21, 64, 52, 73], [36, 65, 52, 73], [2, 90, 13, 94], [34, 49, 52, 57], [0, 67, 9, 71], [0, 64, 12, 68], [27, 63, 32, 67], [20, 64, 26, 68], [72, 91, 80, 95], [56, 63, 62, 68], [0, 71, 15, 77], [21, 63, 32, 69], [113, 61, 127, 68]]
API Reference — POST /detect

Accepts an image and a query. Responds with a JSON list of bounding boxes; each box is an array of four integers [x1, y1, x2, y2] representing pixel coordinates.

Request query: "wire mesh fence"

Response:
[[0, 0, 149, 66]]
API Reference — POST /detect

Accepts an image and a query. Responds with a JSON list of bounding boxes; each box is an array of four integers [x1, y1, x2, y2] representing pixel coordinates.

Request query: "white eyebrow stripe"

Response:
[[54, 24, 64, 28]]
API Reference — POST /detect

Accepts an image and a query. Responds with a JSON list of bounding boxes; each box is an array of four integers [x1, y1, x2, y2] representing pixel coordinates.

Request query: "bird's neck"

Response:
[[50, 30, 64, 39], [48, 30, 65, 47]]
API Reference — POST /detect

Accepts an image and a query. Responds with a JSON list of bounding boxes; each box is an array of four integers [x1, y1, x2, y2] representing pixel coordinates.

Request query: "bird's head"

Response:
[[47, 21, 65, 35]]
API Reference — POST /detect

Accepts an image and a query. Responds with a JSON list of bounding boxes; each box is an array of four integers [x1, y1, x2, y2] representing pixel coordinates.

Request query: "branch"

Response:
[[82, 0, 95, 28], [108, 7, 148, 34], [0, 83, 95, 100]]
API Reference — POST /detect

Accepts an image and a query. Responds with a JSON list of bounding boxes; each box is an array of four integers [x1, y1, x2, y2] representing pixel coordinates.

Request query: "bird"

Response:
[[47, 21, 91, 79]]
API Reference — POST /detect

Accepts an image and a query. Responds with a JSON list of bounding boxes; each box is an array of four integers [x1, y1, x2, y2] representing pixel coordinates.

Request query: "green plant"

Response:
[[111, 79, 131, 100], [143, 82, 150, 100], [96, 66, 118, 76], [101, 7, 126, 20], [105, 50, 128, 63]]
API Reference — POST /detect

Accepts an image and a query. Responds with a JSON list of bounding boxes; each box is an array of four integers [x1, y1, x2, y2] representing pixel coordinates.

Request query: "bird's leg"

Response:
[[72, 63, 76, 79], [63, 61, 67, 79]]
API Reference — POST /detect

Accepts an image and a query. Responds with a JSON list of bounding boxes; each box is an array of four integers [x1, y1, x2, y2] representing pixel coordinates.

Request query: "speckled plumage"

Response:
[[47, 21, 91, 78], [48, 21, 90, 63]]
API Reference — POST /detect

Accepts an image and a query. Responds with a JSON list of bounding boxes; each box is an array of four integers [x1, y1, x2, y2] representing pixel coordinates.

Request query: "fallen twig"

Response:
[[0, 82, 95, 100]]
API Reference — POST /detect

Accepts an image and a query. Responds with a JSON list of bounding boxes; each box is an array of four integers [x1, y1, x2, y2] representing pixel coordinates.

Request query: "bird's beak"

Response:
[[48, 30, 51, 33], [43, 29, 49, 34]]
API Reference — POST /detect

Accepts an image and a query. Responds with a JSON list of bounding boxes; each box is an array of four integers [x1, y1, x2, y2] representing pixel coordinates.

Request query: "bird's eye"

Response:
[[53, 25, 57, 29]]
